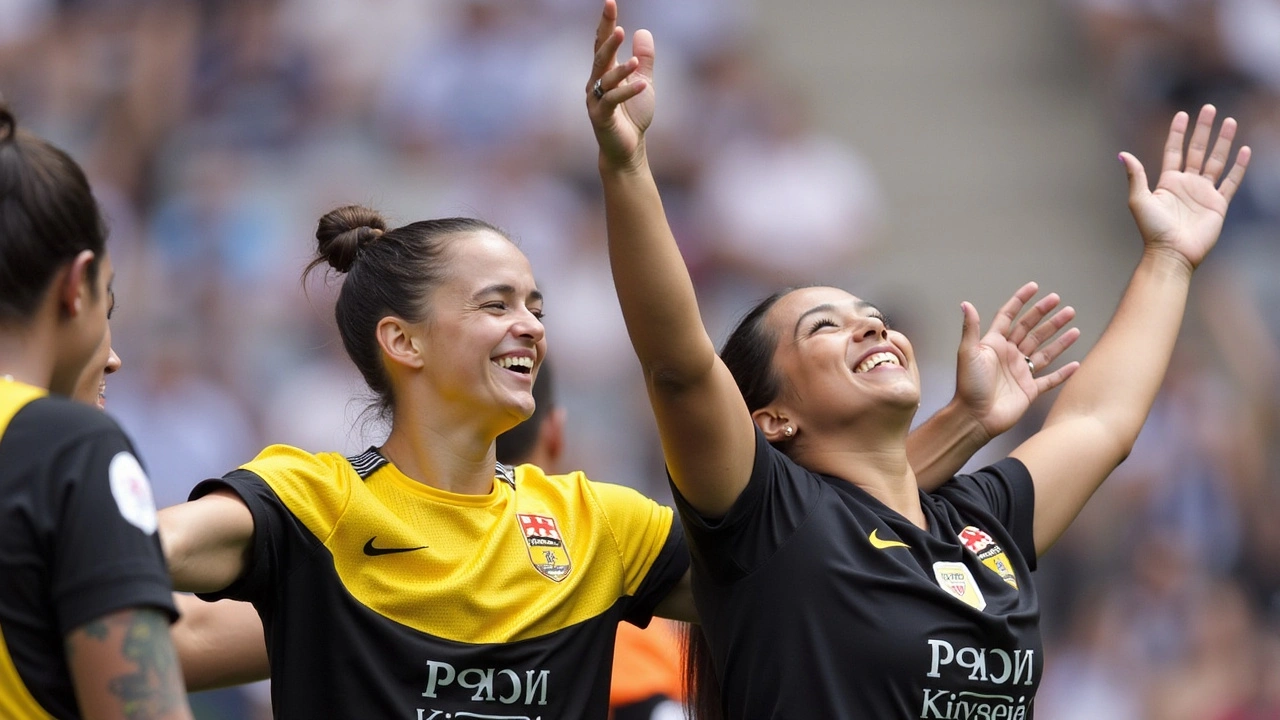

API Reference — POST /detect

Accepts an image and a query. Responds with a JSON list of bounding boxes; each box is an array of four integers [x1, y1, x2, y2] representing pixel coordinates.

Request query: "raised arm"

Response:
[[1011, 105, 1250, 555], [588, 1, 755, 518], [158, 489, 255, 594], [909, 282, 1080, 489]]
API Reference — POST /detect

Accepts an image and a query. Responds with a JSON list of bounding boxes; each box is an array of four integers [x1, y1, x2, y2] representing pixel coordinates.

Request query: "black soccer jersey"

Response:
[[675, 429, 1042, 720], [193, 444, 689, 719], [0, 379, 176, 720]]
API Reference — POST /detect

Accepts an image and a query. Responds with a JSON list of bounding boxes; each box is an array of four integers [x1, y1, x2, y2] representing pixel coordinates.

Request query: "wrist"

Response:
[[597, 144, 649, 177], [1140, 245, 1198, 279], [941, 396, 996, 447]]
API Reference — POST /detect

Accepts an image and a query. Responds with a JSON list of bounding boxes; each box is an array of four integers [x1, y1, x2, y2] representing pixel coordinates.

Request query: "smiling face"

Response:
[[761, 286, 920, 434], [72, 289, 120, 409], [413, 230, 546, 432]]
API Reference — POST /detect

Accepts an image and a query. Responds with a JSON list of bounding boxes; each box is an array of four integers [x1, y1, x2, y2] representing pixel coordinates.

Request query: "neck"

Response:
[[789, 418, 927, 529], [0, 322, 57, 391], [379, 402, 502, 496]]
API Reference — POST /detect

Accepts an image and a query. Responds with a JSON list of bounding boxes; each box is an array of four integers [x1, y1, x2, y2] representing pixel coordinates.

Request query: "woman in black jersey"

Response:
[[585, 3, 1252, 718], [0, 106, 192, 720]]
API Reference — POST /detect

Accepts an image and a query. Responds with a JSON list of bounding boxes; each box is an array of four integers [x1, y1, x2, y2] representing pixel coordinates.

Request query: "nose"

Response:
[[857, 318, 888, 342], [512, 308, 546, 344], [105, 347, 122, 375]]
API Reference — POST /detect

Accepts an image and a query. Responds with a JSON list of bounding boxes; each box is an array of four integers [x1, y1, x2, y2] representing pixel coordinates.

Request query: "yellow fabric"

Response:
[[242, 446, 675, 644], [0, 380, 57, 719]]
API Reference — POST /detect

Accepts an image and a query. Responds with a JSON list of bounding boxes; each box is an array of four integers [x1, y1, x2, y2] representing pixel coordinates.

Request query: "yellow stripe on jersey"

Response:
[[0, 381, 57, 719], [240, 445, 674, 645]]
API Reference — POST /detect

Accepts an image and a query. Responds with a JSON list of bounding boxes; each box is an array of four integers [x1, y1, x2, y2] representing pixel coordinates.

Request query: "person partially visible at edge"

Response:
[[584, 2, 1252, 717], [0, 105, 193, 720], [156, 198, 1078, 717]]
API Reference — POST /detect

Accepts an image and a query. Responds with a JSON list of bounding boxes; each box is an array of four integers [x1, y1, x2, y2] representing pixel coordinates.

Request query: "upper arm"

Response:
[[159, 489, 255, 594], [648, 358, 759, 518], [65, 607, 193, 720], [171, 595, 269, 692], [1009, 416, 1130, 555]]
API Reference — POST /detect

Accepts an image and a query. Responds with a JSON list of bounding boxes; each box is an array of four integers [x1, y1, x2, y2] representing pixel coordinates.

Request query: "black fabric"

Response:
[[0, 395, 175, 719], [674, 428, 1042, 719]]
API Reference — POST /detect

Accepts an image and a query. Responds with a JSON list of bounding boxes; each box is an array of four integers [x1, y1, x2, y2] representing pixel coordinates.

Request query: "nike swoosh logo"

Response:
[[362, 537, 428, 556], [869, 528, 911, 550]]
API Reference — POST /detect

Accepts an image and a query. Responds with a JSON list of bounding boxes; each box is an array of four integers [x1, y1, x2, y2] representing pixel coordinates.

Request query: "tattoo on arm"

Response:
[[66, 608, 188, 720]]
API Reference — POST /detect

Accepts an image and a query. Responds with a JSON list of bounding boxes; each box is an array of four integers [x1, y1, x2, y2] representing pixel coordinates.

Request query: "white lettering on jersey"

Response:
[[109, 452, 157, 534], [422, 660, 550, 706], [927, 640, 1035, 685]]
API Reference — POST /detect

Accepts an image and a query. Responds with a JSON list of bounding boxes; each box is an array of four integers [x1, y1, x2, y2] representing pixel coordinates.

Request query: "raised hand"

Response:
[[955, 282, 1081, 438], [1121, 104, 1251, 270], [586, 0, 655, 170]]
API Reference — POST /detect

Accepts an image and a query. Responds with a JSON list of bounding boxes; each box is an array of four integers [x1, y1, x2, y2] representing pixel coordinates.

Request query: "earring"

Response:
[[783, 426, 794, 437]]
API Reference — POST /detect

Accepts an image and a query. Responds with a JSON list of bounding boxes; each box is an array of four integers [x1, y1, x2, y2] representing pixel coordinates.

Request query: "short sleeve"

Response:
[[936, 458, 1037, 570], [671, 427, 825, 584], [587, 481, 689, 627], [50, 426, 176, 633]]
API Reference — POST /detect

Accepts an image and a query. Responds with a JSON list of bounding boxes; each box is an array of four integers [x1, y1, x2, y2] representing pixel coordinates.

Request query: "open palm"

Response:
[[587, 0, 655, 169], [1123, 105, 1251, 270]]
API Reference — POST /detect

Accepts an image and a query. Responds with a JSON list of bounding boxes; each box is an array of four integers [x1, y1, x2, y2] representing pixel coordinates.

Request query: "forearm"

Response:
[[172, 595, 270, 691], [1043, 248, 1193, 447], [67, 608, 194, 720], [907, 400, 993, 491], [599, 155, 718, 385]]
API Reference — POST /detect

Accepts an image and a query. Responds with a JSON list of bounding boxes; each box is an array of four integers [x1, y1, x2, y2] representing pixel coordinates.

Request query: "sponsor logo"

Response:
[[517, 513, 572, 581], [957, 526, 1018, 590], [109, 452, 157, 534], [869, 528, 911, 550], [920, 640, 1037, 718], [932, 562, 986, 610], [362, 536, 428, 556], [419, 659, 550, 717]]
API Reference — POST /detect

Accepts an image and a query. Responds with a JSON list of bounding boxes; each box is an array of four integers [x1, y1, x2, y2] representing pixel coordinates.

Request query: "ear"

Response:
[[536, 406, 568, 468], [375, 316, 425, 370], [57, 250, 97, 319], [752, 407, 794, 443]]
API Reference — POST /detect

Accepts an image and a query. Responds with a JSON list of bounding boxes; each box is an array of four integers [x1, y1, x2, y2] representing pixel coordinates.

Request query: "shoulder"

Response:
[[238, 444, 349, 480], [10, 394, 126, 441]]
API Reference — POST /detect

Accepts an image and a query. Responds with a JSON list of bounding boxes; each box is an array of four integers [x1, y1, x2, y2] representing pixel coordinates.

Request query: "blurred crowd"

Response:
[[0, 0, 1277, 717]]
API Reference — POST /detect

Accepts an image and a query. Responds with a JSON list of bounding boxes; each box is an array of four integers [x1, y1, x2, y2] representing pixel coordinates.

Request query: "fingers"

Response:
[[987, 282, 1039, 340], [593, 0, 618, 54], [1160, 110, 1190, 177], [589, 25, 625, 92], [1026, 326, 1081, 378], [1182, 104, 1216, 174], [1007, 291, 1060, 347], [959, 301, 981, 354], [1018, 304, 1075, 356], [632, 28, 656, 79], [1219, 145, 1252, 204], [1120, 151, 1150, 206], [1034, 361, 1080, 395], [1201, 116, 1237, 181]]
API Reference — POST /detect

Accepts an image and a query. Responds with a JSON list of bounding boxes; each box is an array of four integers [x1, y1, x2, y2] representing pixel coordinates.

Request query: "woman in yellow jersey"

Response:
[[0, 105, 193, 720], [157, 199, 1081, 718]]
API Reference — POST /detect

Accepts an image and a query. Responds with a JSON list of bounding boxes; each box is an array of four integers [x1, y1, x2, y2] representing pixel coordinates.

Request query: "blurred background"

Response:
[[2, 0, 1278, 717]]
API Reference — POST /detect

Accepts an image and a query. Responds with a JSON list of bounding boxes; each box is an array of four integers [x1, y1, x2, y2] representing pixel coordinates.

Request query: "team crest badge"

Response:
[[958, 525, 1018, 589], [517, 513, 572, 582], [933, 561, 987, 610]]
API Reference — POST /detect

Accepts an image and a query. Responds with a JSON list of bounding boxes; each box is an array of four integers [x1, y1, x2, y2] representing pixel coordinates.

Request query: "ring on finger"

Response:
[[592, 78, 604, 100], [1025, 356, 1036, 374]]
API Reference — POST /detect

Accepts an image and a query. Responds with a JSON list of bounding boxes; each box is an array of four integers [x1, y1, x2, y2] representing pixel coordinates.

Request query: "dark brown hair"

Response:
[[305, 205, 507, 419], [0, 105, 107, 322]]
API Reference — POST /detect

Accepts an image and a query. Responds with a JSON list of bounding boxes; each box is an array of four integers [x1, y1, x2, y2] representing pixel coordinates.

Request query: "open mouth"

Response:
[[493, 356, 534, 375], [853, 352, 901, 374]]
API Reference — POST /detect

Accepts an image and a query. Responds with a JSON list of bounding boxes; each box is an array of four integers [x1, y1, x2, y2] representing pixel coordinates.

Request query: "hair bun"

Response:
[[0, 105, 15, 143], [315, 205, 388, 273]]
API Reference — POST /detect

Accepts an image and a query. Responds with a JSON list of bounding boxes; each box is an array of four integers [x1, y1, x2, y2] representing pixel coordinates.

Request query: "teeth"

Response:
[[854, 352, 900, 374], [494, 356, 534, 371]]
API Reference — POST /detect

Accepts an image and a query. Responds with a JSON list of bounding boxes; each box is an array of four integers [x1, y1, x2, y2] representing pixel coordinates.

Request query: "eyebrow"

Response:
[[474, 284, 543, 304], [793, 300, 877, 339]]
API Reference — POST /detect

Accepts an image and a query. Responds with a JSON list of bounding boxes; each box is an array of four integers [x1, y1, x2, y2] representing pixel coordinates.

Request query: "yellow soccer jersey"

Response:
[[192, 445, 688, 719]]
